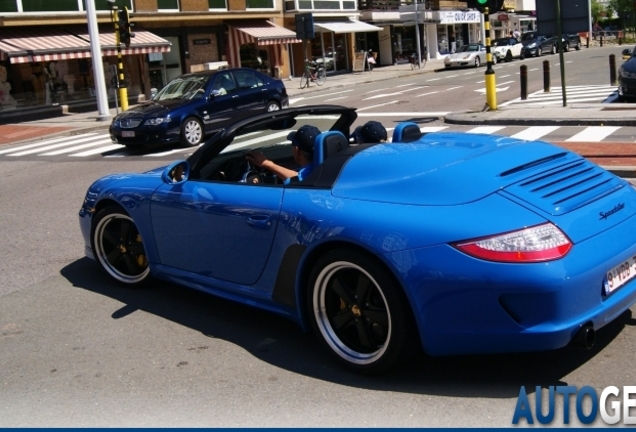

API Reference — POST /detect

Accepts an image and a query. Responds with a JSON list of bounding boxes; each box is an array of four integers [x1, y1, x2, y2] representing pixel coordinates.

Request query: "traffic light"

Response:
[[117, 7, 134, 48], [464, 0, 505, 11]]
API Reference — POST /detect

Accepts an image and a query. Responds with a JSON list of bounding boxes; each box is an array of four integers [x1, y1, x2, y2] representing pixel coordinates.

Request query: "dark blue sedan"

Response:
[[82, 106, 636, 373], [109, 68, 288, 148]]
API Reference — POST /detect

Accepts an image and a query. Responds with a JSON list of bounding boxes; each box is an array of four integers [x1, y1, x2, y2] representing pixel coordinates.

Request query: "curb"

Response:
[[444, 113, 636, 127]]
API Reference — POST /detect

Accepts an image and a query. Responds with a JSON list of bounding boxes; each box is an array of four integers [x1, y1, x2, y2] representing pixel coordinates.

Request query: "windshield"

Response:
[[521, 32, 536, 41], [153, 75, 209, 101], [458, 45, 479, 53]]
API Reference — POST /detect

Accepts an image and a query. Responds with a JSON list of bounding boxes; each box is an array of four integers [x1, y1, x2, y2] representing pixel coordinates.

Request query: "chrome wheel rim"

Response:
[[94, 213, 149, 284], [184, 120, 202, 145], [313, 261, 391, 365], [267, 102, 280, 112]]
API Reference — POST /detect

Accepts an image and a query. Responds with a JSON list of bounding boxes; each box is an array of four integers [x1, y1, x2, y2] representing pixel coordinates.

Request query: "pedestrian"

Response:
[[450, 31, 456, 53]]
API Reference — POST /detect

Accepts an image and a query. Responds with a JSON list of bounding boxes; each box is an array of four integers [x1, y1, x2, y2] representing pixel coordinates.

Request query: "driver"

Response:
[[245, 124, 320, 184]]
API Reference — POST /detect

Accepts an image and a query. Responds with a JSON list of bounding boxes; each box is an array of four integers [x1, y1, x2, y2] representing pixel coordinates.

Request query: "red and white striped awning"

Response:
[[0, 25, 170, 64], [228, 20, 301, 46]]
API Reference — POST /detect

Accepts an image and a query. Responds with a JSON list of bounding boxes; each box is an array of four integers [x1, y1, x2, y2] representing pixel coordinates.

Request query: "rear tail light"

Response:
[[453, 223, 572, 263]]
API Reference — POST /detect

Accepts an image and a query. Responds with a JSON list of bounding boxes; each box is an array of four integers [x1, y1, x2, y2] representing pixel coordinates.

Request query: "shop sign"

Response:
[[498, 13, 509, 21], [193, 38, 211, 45], [439, 10, 481, 24]]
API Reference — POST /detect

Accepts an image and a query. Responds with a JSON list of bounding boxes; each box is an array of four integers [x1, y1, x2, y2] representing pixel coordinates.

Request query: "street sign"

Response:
[[536, 0, 590, 34]]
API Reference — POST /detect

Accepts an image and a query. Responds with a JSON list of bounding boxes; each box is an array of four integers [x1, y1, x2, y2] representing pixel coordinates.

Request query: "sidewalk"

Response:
[[1, 58, 635, 176]]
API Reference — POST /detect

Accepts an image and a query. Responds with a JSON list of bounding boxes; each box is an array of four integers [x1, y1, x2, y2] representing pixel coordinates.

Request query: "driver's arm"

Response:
[[246, 151, 298, 181]]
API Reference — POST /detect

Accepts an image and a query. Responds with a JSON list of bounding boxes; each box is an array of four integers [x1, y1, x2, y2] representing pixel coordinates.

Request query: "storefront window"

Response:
[[310, 32, 348, 73], [246, 0, 273, 7], [23, 0, 78, 11], [0, 0, 18, 12], [239, 43, 272, 75], [157, 0, 179, 9], [393, 26, 416, 64], [208, 0, 226, 8]]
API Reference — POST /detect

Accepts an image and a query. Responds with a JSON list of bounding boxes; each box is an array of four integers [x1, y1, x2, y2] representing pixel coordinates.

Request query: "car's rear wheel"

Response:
[[520, 50, 525, 60], [474, 57, 481, 68], [551, 44, 557, 54], [536, 47, 542, 57], [307, 249, 414, 374], [180, 117, 203, 147], [266, 101, 280, 112], [92, 205, 150, 287], [575, 42, 581, 50], [505, 50, 513, 62]]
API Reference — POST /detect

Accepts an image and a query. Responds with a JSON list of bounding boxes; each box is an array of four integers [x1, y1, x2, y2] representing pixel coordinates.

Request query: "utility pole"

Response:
[[414, 0, 422, 67], [111, 5, 132, 111], [86, 0, 111, 121]]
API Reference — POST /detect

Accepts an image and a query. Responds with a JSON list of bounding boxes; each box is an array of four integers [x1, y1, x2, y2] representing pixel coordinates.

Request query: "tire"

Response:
[[92, 205, 150, 287], [505, 50, 513, 62], [492, 55, 497, 65], [299, 70, 310, 89], [307, 249, 414, 374], [474, 57, 481, 68], [520, 50, 525, 60], [180, 117, 203, 147], [564, 42, 570, 52], [536, 47, 542, 57], [575, 42, 581, 50], [551, 44, 557, 55], [265, 101, 280, 112], [315, 68, 326, 86]]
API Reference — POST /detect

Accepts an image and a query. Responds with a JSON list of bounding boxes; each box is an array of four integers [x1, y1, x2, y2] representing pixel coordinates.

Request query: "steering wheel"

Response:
[[239, 159, 263, 184]]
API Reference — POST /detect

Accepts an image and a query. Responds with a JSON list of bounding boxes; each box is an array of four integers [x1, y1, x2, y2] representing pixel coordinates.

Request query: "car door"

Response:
[[201, 71, 240, 133], [150, 179, 283, 286], [232, 70, 269, 118]]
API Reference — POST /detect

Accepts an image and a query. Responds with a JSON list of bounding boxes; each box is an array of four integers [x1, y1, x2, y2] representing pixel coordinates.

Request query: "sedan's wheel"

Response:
[[474, 57, 481, 68], [308, 249, 413, 374], [180, 117, 203, 147], [92, 205, 150, 286], [551, 44, 557, 54], [505, 50, 513, 62], [536, 47, 542, 57], [265, 101, 280, 112]]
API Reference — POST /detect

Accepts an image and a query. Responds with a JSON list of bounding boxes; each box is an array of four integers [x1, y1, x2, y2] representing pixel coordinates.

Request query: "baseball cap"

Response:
[[287, 125, 321, 153], [361, 121, 388, 142], [351, 126, 364, 143]]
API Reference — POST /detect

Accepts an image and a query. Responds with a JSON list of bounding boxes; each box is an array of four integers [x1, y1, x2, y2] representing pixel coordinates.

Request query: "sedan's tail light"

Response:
[[453, 223, 572, 263]]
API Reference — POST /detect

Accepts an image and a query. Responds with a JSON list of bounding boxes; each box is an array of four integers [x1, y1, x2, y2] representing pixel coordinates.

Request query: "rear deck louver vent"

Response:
[[502, 156, 624, 215]]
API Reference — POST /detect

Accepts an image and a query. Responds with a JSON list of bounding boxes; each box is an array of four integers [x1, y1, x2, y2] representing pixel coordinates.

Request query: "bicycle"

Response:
[[299, 59, 326, 89]]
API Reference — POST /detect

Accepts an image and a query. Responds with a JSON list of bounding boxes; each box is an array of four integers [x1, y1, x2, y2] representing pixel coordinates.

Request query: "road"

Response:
[[1, 46, 635, 427]]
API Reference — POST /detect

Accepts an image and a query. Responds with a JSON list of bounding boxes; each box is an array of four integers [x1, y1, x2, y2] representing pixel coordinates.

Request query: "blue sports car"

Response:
[[79, 105, 636, 374]]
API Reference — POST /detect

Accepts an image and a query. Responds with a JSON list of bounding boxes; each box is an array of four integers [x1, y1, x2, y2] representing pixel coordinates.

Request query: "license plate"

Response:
[[604, 255, 636, 295], [122, 131, 135, 137]]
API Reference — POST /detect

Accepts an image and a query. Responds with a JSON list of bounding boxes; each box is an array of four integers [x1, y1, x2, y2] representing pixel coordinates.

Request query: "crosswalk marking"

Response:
[[510, 126, 560, 141], [0, 123, 634, 160], [565, 126, 621, 142], [501, 85, 617, 107]]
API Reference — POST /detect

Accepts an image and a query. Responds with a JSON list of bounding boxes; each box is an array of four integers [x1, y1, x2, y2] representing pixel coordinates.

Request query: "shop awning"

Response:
[[314, 21, 384, 34], [228, 20, 302, 46], [0, 25, 171, 64]]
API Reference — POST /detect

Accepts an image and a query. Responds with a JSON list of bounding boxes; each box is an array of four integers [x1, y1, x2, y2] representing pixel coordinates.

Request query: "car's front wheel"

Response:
[[180, 117, 203, 147], [505, 50, 513, 62], [474, 57, 481, 68], [92, 205, 150, 287], [307, 249, 414, 374], [265, 101, 280, 112], [551, 44, 557, 54], [536, 47, 542, 57]]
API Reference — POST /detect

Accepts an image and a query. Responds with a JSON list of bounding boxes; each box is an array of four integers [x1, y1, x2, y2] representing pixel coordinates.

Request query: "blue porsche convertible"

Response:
[[79, 106, 636, 373]]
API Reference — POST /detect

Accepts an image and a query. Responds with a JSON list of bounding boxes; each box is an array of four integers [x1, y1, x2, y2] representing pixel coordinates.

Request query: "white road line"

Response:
[[510, 126, 560, 141], [446, 75, 459, 78], [416, 91, 439, 97], [0, 133, 99, 155], [324, 96, 348, 101], [143, 148, 195, 157], [357, 101, 399, 111], [40, 138, 114, 155], [8, 134, 108, 156], [565, 126, 621, 142], [71, 144, 124, 157], [395, 83, 416, 88], [426, 78, 441, 82], [446, 86, 462, 91], [497, 81, 515, 86], [365, 88, 390, 93], [295, 90, 354, 100], [357, 111, 449, 117], [420, 126, 449, 133], [467, 126, 506, 134], [499, 74, 511, 78]]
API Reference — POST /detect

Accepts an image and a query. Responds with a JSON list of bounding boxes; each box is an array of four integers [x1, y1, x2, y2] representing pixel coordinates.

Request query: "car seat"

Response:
[[313, 131, 349, 169], [392, 122, 423, 143]]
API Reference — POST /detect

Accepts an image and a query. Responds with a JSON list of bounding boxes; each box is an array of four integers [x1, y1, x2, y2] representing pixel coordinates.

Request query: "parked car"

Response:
[[520, 31, 557, 57], [80, 105, 636, 374], [109, 68, 289, 148], [491, 37, 524, 62], [618, 47, 636, 101], [444, 43, 494, 68], [562, 33, 582, 51]]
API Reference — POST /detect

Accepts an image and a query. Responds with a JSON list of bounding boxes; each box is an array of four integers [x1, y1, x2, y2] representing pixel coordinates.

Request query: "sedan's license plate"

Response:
[[604, 256, 636, 295], [122, 131, 135, 137]]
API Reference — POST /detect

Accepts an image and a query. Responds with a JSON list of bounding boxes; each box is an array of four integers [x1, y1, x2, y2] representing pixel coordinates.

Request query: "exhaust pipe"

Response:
[[572, 324, 595, 349]]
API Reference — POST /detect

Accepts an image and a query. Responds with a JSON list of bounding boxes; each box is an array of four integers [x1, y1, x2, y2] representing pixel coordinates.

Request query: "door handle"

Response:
[[246, 214, 272, 230], [232, 95, 239, 98]]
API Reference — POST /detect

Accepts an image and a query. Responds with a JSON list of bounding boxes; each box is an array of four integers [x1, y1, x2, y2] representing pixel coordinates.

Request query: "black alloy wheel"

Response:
[[307, 249, 414, 374], [92, 205, 150, 286]]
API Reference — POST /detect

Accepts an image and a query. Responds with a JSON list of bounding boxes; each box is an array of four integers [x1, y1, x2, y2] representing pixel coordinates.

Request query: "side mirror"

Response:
[[210, 89, 222, 98], [162, 160, 190, 184]]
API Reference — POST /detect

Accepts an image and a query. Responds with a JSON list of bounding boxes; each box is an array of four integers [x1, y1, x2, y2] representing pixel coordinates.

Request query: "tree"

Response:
[[608, 0, 632, 28], [591, 0, 604, 25]]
